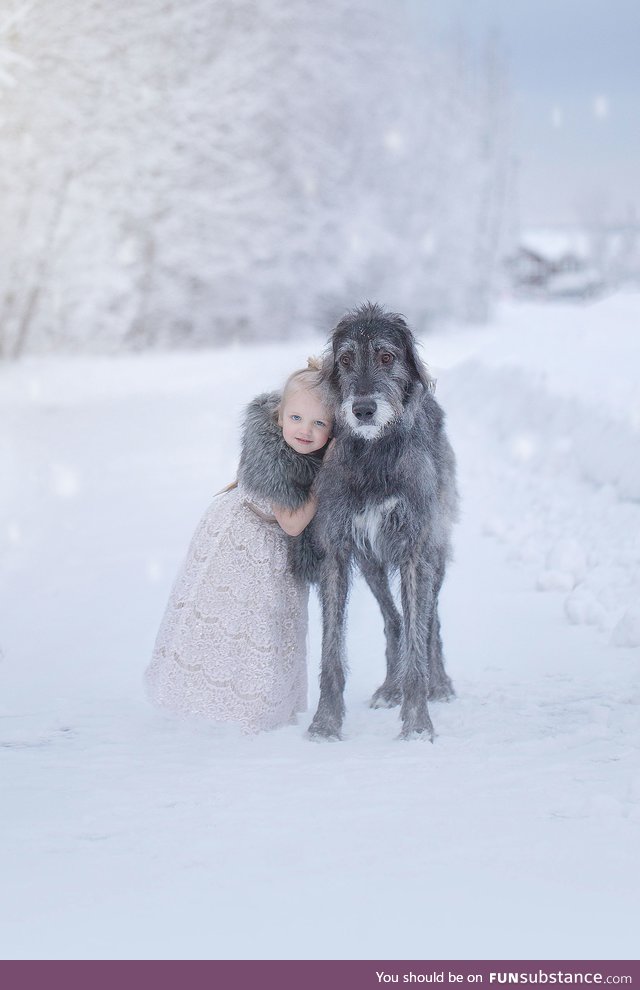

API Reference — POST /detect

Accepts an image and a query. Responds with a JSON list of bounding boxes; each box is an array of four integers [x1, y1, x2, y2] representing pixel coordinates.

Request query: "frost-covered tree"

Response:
[[0, 0, 513, 356]]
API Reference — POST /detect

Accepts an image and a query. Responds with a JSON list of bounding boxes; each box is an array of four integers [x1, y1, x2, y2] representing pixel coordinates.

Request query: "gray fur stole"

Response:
[[237, 391, 323, 510]]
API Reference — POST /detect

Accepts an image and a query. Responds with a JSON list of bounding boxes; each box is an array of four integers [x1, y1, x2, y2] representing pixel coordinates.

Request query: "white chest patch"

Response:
[[352, 497, 399, 556]]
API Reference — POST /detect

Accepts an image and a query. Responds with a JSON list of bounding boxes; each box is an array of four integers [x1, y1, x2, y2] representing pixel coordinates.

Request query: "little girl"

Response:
[[144, 363, 333, 733]]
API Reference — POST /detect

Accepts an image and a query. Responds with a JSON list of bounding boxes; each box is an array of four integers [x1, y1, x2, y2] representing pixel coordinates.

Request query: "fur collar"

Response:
[[237, 391, 324, 510]]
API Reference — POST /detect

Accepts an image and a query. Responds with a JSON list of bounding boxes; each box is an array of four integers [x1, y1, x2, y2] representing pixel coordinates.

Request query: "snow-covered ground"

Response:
[[1, 295, 639, 960]]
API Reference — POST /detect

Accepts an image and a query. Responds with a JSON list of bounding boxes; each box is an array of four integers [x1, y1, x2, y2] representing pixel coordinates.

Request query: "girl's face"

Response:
[[280, 387, 332, 454]]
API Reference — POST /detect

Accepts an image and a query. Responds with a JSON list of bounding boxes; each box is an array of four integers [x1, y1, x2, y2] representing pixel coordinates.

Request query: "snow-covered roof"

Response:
[[520, 227, 591, 262]]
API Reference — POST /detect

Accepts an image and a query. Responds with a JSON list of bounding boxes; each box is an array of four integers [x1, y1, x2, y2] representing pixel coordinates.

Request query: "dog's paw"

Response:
[[307, 718, 342, 741], [370, 685, 402, 709], [398, 726, 435, 743], [399, 712, 435, 742], [427, 679, 455, 702]]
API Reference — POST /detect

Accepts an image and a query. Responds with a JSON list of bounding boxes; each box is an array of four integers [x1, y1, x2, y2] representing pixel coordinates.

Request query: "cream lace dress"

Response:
[[144, 484, 308, 732]]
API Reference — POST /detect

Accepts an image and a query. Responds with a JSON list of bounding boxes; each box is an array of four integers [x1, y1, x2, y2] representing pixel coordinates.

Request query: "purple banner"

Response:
[[1, 960, 639, 990]]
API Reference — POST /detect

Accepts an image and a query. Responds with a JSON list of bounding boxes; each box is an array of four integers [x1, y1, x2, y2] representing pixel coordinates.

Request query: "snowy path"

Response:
[[1, 298, 639, 959]]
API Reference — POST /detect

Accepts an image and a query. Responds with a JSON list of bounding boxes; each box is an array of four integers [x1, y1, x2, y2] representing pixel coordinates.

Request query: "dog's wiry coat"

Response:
[[291, 303, 459, 740]]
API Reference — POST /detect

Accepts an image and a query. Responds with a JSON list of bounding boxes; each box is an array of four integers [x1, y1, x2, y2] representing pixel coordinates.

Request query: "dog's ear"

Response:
[[390, 314, 431, 391], [318, 348, 338, 392], [407, 338, 431, 391], [327, 318, 350, 390]]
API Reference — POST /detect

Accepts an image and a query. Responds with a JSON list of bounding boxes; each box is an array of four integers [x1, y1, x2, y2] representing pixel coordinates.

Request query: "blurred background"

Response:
[[0, 0, 638, 357]]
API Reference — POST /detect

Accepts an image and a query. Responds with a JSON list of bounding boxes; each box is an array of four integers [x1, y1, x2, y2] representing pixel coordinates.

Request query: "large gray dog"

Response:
[[293, 302, 458, 740]]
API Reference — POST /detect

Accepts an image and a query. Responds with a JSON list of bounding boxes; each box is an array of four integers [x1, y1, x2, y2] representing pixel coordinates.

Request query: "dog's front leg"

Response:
[[399, 556, 435, 740], [308, 554, 350, 740], [361, 559, 403, 709]]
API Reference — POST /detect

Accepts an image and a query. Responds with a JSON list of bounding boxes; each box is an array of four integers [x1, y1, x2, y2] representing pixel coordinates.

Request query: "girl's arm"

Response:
[[272, 494, 318, 537]]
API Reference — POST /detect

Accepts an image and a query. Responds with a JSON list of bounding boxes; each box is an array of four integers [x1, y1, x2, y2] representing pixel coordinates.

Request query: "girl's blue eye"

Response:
[[290, 414, 301, 421], [315, 421, 326, 428]]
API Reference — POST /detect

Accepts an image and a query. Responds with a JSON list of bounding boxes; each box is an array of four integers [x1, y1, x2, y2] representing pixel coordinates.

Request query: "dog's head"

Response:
[[326, 302, 430, 441]]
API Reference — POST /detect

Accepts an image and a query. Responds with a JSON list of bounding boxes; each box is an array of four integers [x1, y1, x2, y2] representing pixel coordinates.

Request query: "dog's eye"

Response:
[[339, 354, 351, 368], [380, 352, 394, 365]]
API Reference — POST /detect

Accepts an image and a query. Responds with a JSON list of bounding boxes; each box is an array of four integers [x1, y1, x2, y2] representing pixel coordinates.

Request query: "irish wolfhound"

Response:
[[294, 302, 458, 740]]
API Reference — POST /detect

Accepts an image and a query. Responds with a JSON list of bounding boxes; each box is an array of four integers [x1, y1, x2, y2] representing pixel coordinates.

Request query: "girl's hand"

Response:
[[272, 495, 318, 536]]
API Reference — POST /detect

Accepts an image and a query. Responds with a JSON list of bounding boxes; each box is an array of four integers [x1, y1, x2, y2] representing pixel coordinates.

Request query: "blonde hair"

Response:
[[281, 356, 323, 399], [275, 356, 330, 424]]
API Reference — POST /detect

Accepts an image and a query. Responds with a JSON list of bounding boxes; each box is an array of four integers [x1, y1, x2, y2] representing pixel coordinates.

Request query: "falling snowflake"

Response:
[[510, 433, 538, 462], [146, 557, 163, 583], [301, 172, 318, 196], [50, 464, 80, 498], [382, 129, 405, 155], [420, 232, 437, 257], [27, 378, 42, 402], [7, 522, 22, 545], [593, 95, 609, 120]]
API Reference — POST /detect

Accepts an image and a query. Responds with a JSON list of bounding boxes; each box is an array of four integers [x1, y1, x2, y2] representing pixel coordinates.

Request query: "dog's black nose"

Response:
[[352, 398, 377, 422]]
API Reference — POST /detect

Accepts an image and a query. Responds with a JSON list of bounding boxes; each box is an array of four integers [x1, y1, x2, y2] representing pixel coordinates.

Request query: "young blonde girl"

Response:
[[144, 363, 333, 733]]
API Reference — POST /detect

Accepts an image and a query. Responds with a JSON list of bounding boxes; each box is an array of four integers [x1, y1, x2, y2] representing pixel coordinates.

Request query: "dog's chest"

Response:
[[351, 497, 399, 558]]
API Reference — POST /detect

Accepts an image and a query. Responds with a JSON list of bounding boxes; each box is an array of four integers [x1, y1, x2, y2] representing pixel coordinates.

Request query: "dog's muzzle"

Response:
[[341, 395, 396, 440]]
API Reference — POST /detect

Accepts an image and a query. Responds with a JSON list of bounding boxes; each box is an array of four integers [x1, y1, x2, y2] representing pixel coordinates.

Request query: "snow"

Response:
[[1, 294, 639, 960]]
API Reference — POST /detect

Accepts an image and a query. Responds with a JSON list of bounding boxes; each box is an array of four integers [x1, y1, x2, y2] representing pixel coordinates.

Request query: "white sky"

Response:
[[409, 0, 640, 226]]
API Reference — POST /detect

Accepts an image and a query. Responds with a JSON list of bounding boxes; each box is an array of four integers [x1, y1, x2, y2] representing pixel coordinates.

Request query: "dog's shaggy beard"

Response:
[[339, 394, 399, 440]]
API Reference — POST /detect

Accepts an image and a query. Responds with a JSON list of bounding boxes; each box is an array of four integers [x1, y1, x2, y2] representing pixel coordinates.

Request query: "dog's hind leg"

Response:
[[399, 556, 435, 740], [428, 602, 455, 701], [308, 555, 351, 740], [424, 558, 454, 700], [360, 560, 403, 709]]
